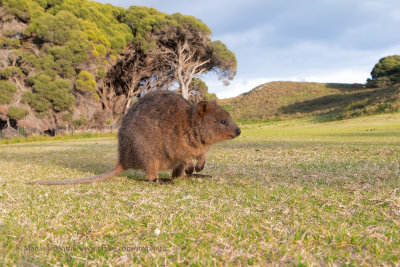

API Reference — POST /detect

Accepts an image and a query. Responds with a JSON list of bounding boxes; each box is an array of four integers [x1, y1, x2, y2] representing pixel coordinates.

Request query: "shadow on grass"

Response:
[[309, 113, 339, 123], [2, 142, 141, 182], [325, 83, 364, 92], [3, 140, 180, 183]]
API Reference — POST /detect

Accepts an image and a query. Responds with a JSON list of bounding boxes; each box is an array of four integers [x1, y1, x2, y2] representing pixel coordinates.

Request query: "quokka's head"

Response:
[[195, 99, 241, 144]]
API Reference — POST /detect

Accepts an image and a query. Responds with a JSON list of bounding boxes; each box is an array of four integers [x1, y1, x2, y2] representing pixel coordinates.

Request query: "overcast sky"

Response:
[[97, 0, 400, 98]]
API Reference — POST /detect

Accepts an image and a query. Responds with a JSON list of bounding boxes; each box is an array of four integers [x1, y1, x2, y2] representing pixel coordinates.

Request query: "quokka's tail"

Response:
[[26, 163, 124, 185]]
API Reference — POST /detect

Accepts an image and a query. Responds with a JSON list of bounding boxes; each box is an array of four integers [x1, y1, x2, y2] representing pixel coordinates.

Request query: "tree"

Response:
[[0, 80, 17, 104], [187, 78, 217, 103], [118, 8, 237, 102], [152, 13, 236, 100], [368, 55, 400, 88], [101, 45, 175, 116]]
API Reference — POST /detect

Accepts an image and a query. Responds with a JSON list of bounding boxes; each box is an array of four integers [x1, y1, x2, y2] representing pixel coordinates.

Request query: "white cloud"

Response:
[[205, 76, 295, 99], [302, 70, 368, 84]]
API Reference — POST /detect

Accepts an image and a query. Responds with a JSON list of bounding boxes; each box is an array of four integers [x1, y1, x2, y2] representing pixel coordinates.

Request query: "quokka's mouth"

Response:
[[228, 133, 237, 139]]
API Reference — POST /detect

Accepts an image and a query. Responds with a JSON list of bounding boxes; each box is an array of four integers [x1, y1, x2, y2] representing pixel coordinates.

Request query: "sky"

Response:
[[97, 0, 400, 98]]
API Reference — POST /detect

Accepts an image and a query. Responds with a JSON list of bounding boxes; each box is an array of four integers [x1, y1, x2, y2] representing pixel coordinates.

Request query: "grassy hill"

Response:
[[219, 81, 400, 122]]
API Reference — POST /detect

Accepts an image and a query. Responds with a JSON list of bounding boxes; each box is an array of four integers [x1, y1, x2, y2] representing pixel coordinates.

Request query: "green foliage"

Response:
[[27, 10, 81, 45], [23, 74, 75, 112], [121, 7, 212, 51], [22, 91, 50, 112], [0, 37, 21, 48], [61, 112, 71, 122], [24, 35, 90, 79], [84, 29, 111, 48], [122, 6, 171, 50], [205, 91, 218, 100], [170, 12, 211, 36], [0, 66, 24, 79], [369, 55, 400, 87], [75, 70, 96, 92], [97, 67, 106, 78], [94, 44, 107, 57], [8, 106, 29, 120], [48, 31, 91, 66], [54, 58, 76, 78], [75, 70, 98, 100], [344, 99, 370, 112], [3, 0, 30, 21], [211, 40, 237, 80], [73, 116, 86, 126], [190, 78, 218, 100], [47, 0, 132, 51], [24, 53, 57, 78], [191, 78, 208, 93], [2, 0, 44, 21], [0, 80, 17, 104]]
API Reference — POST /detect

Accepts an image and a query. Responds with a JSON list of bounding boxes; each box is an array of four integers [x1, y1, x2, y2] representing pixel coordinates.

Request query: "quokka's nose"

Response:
[[235, 128, 241, 136]]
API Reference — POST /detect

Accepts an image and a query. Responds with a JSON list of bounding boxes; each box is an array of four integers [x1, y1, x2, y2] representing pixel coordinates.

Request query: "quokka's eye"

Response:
[[220, 120, 227, 125]]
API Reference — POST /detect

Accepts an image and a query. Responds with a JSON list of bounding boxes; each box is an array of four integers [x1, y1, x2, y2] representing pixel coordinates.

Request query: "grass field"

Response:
[[1, 113, 400, 265]]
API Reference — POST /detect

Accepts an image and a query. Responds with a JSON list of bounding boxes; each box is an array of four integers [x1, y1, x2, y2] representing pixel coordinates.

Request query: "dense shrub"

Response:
[[27, 10, 81, 45], [75, 70, 98, 100], [73, 116, 86, 126], [61, 112, 71, 122], [25, 54, 58, 78], [0, 66, 24, 79], [369, 55, 400, 87], [8, 106, 29, 120], [23, 74, 75, 112], [0, 80, 17, 104], [2, 0, 44, 22], [48, 31, 91, 66], [0, 37, 21, 48]]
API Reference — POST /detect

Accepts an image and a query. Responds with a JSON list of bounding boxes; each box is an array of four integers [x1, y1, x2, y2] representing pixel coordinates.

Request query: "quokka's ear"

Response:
[[196, 101, 211, 117]]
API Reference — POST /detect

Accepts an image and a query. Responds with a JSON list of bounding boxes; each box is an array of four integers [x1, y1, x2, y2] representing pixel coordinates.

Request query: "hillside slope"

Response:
[[219, 81, 400, 121]]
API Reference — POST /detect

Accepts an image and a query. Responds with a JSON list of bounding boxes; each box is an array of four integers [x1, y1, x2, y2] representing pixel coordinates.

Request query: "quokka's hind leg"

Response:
[[145, 162, 174, 184], [172, 162, 187, 178]]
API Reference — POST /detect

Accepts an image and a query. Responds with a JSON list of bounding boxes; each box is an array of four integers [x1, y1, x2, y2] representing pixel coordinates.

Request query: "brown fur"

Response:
[[27, 90, 240, 185]]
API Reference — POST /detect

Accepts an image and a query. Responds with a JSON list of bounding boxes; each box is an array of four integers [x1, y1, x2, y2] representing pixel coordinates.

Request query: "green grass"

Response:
[[0, 132, 116, 145], [1, 113, 400, 265]]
